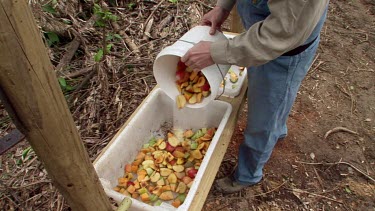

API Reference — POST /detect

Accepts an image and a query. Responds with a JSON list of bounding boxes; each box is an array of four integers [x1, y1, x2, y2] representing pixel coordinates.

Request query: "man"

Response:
[[181, 0, 329, 193]]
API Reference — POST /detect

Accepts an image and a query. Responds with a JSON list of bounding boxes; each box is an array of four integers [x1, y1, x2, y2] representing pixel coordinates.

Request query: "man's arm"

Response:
[[216, 0, 236, 12], [211, 0, 329, 67]]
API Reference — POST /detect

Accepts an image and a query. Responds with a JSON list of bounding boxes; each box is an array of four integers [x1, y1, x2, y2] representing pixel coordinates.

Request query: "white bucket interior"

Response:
[[153, 26, 231, 108]]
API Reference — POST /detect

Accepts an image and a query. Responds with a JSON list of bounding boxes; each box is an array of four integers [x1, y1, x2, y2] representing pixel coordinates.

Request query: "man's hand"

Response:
[[201, 6, 230, 35], [181, 41, 214, 71]]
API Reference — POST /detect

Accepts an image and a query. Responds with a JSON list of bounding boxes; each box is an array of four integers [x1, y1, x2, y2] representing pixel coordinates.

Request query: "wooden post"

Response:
[[230, 4, 244, 33], [0, 1, 112, 211]]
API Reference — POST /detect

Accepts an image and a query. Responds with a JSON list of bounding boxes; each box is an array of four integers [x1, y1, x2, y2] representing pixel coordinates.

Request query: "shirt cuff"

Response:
[[210, 40, 230, 65], [216, 0, 236, 12]]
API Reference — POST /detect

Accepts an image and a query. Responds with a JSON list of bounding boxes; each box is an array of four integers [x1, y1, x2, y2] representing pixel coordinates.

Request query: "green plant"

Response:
[[58, 77, 75, 92], [169, 0, 178, 3], [45, 32, 59, 47], [93, 4, 118, 62]]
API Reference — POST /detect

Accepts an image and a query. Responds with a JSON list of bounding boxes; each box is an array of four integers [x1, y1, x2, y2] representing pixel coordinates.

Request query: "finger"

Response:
[[181, 53, 189, 63], [209, 22, 217, 35]]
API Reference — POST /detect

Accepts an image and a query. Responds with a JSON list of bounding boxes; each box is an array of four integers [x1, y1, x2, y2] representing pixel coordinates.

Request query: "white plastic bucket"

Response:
[[153, 26, 231, 108]]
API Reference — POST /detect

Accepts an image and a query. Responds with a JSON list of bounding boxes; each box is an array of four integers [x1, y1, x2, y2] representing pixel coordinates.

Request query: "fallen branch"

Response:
[[286, 188, 343, 204], [295, 160, 375, 183], [143, 17, 154, 40], [324, 126, 358, 139], [143, 0, 165, 31]]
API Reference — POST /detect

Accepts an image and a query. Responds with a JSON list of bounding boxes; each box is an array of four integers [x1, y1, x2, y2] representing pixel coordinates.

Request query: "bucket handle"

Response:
[[177, 39, 226, 99]]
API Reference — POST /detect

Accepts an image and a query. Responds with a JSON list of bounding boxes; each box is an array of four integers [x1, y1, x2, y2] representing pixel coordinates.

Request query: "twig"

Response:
[[226, 180, 287, 200], [143, 17, 154, 40], [286, 188, 343, 204], [119, 31, 140, 54], [62, 67, 93, 79], [143, 0, 165, 31], [295, 160, 375, 183], [324, 126, 358, 139]]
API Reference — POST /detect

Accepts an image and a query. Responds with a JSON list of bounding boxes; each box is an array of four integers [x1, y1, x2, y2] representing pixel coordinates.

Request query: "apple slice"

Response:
[[183, 92, 193, 101], [189, 94, 197, 104], [152, 186, 163, 196], [187, 168, 198, 179], [142, 160, 154, 169], [155, 177, 164, 186], [126, 185, 136, 194], [184, 130, 194, 138], [187, 181, 193, 188], [176, 84, 182, 93], [189, 71, 198, 81], [131, 164, 138, 173], [170, 183, 177, 192], [140, 192, 150, 202], [196, 93, 202, 103], [165, 142, 176, 152], [176, 95, 186, 109], [172, 165, 185, 173], [180, 81, 189, 89], [150, 172, 161, 183], [193, 86, 201, 93], [158, 141, 166, 150], [192, 75, 199, 83], [168, 136, 179, 147], [201, 81, 210, 91], [185, 84, 194, 92], [124, 164, 132, 173], [175, 171, 185, 179], [172, 199, 182, 208], [159, 191, 174, 201], [134, 181, 140, 189], [154, 154, 164, 164], [181, 176, 192, 185], [196, 76, 206, 87], [161, 185, 171, 192], [167, 172, 178, 184], [132, 192, 139, 199], [191, 149, 203, 159], [176, 158, 185, 165], [160, 168, 173, 177], [172, 150, 185, 158], [176, 182, 187, 194]]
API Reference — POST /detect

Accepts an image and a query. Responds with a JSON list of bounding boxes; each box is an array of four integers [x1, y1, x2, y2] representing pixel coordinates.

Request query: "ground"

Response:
[[0, 0, 374, 210]]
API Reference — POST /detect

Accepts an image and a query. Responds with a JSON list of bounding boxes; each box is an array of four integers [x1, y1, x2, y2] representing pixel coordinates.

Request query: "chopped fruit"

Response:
[[181, 176, 192, 185], [239, 66, 245, 71], [196, 93, 202, 103], [160, 168, 173, 177], [184, 130, 194, 138], [193, 86, 201, 93], [191, 150, 203, 159], [185, 84, 194, 93], [158, 141, 166, 150], [201, 82, 210, 91], [180, 81, 189, 89], [187, 168, 198, 179], [176, 95, 186, 109], [230, 72, 238, 83], [188, 94, 197, 104], [165, 142, 176, 152], [140, 192, 150, 202], [176, 182, 187, 193], [172, 199, 182, 208], [125, 164, 132, 173], [189, 71, 198, 81], [177, 61, 187, 72], [159, 191, 174, 201], [167, 173, 178, 184], [154, 200, 163, 206], [150, 172, 161, 183], [196, 76, 206, 87], [115, 128, 216, 206], [156, 178, 165, 186], [173, 165, 185, 173], [168, 136, 179, 147]]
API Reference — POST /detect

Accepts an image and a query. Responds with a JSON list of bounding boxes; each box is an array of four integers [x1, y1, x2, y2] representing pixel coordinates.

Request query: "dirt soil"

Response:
[[0, 0, 374, 210], [204, 0, 375, 210]]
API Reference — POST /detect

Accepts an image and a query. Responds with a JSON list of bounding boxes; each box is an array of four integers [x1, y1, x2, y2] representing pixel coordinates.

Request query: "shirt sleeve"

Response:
[[211, 0, 329, 67], [216, 0, 237, 11]]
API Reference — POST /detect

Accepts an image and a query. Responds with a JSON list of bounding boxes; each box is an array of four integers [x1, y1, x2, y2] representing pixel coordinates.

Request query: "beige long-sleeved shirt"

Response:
[[210, 0, 329, 67]]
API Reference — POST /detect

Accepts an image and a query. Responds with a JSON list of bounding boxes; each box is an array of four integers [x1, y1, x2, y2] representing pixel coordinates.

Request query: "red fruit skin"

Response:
[[176, 70, 185, 81], [127, 181, 135, 186], [174, 146, 185, 152], [187, 169, 198, 179], [177, 61, 187, 72], [169, 159, 177, 165], [166, 142, 176, 152], [201, 82, 210, 91]]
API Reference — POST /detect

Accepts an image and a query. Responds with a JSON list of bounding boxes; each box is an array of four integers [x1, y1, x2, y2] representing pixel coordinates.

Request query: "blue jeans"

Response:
[[234, 0, 326, 184]]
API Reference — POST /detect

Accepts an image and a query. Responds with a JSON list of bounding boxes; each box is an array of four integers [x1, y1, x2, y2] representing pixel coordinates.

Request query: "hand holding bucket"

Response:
[[153, 26, 231, 108]]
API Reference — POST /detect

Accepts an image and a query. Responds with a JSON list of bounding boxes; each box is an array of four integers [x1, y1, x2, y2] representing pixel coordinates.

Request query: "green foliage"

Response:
[[45, 32, 59, 46], [42, 4, 56, 14], [94, 49, 104, 62], [58, 77, 75, 92], [106, 33, 122, 41], [128, 2, 136, 9], [169, 0, 178, 3], [93, 4, 118, 27]]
